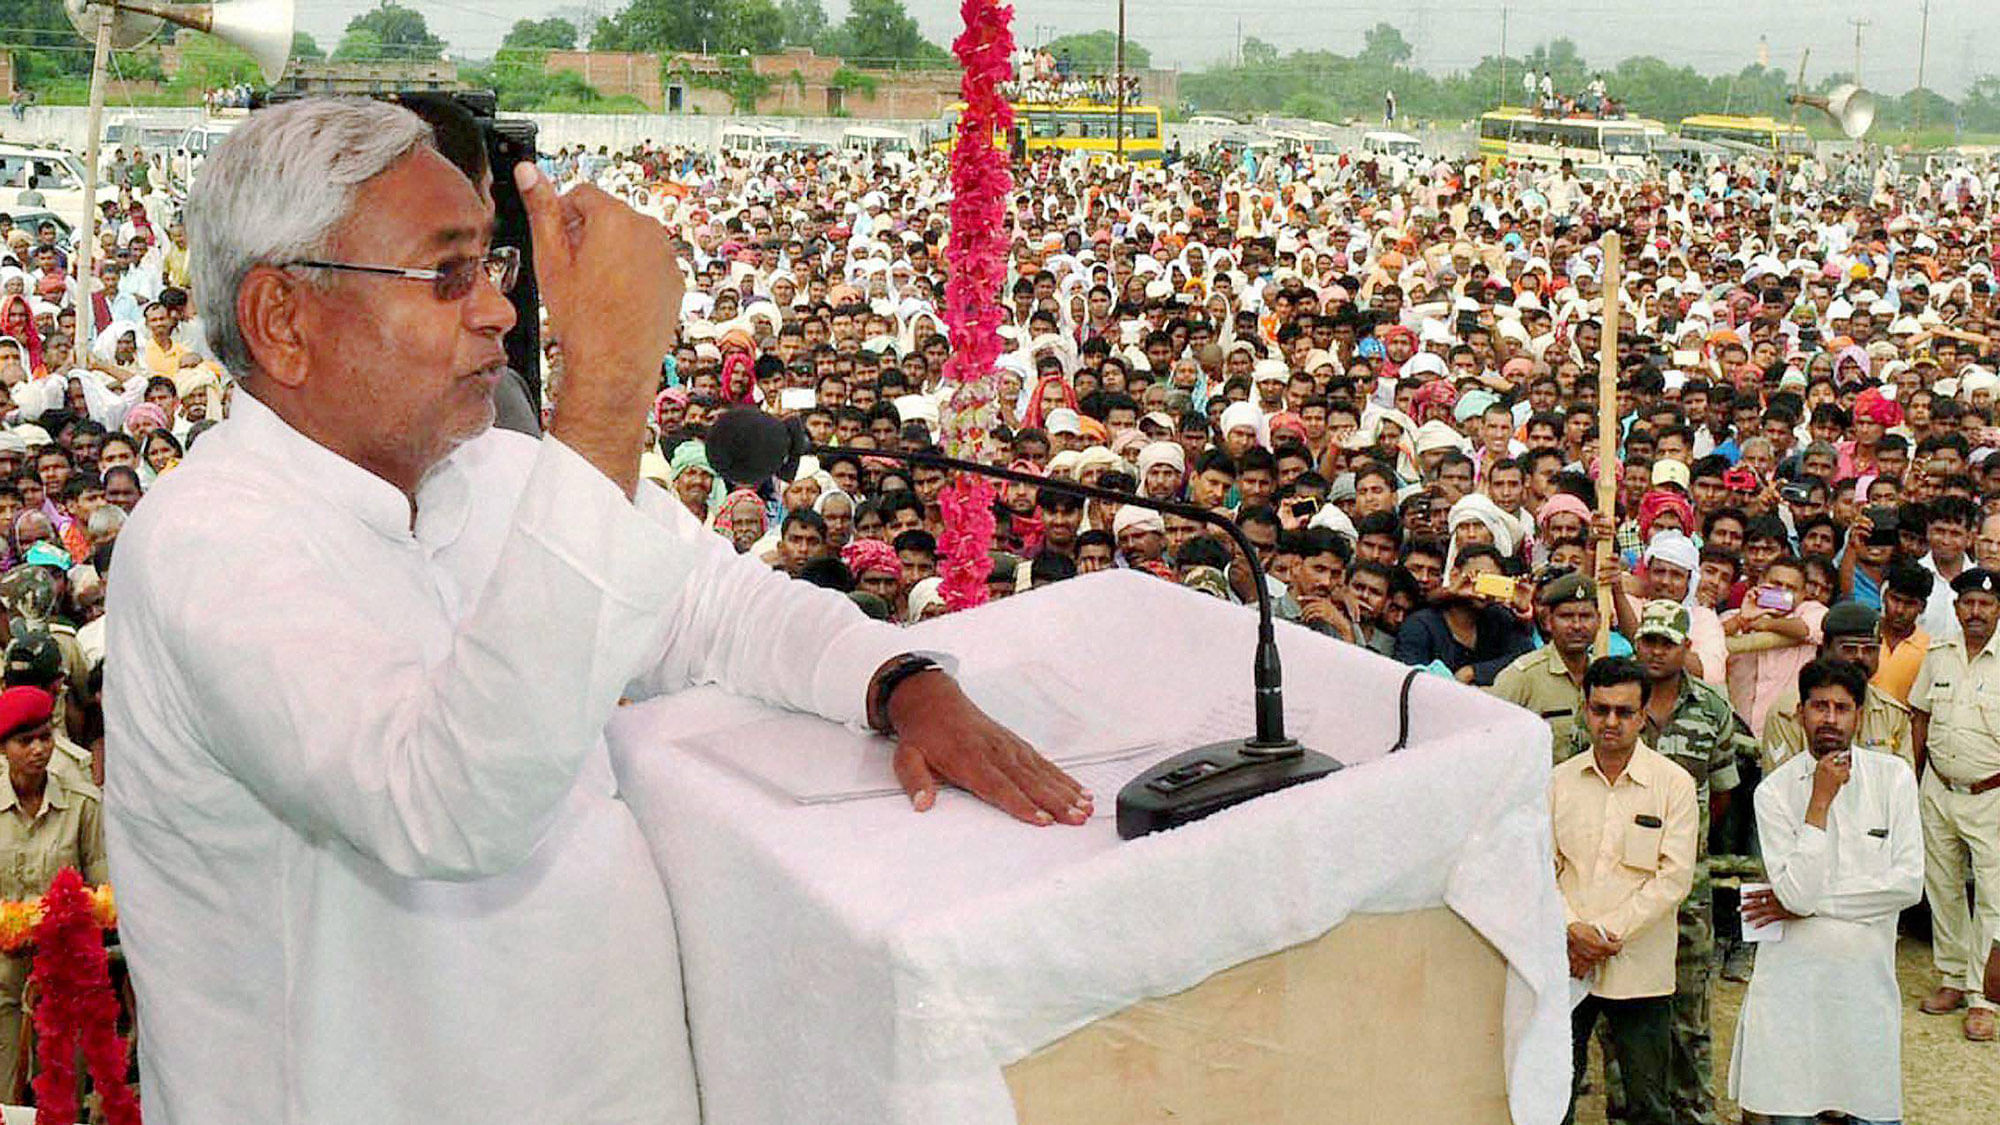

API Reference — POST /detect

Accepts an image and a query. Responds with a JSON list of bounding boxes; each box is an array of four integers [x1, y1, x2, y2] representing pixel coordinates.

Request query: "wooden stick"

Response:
[[1595, 230, 1623, 654]]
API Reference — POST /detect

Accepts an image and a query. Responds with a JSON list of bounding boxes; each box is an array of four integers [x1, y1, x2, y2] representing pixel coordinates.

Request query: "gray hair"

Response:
[[185, 98, 433, 378], [87, 504, 125, 540]]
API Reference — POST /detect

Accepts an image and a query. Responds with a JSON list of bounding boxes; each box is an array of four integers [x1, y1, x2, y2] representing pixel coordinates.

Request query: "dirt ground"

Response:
[[1572, 938, 1997, 1124]]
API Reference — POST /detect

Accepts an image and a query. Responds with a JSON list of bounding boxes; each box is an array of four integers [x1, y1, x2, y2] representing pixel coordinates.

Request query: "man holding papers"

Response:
[[1730, 658, 1924, 1124]]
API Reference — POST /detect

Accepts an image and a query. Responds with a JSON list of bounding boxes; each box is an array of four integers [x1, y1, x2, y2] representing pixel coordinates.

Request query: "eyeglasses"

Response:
[[289, 245, 520, 302]]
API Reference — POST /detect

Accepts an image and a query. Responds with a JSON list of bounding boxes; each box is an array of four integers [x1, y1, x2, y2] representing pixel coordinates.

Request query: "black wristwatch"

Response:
[[868, 653, 945, 734]]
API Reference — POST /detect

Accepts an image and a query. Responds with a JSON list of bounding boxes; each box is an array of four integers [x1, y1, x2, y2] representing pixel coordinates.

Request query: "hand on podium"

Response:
[[880, 666, 1093, 827]]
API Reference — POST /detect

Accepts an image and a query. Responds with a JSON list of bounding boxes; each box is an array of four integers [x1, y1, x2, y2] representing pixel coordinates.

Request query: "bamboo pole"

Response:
[[1594, 229, 1623, 653]]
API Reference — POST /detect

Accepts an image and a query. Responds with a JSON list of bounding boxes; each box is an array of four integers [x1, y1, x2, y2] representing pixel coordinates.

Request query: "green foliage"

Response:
[[777, 0, 828, 48], [501, 18, 579, 54], [1042, 31, 1149, 73], [590, 0, 780, 55], [333, 1, 445, 62], [828, 65, 877, 97], [293, 31, 325, 61], [669, 54, 773, 112], [1179, 23, 2000, 143], [1359, 23, 1411, 68], [460, 58, 646, 113], [1240, 38, 1278, 69], [817, 0, 948, 69], [167, 34, 263, 92], [0, 0, 95, 85]]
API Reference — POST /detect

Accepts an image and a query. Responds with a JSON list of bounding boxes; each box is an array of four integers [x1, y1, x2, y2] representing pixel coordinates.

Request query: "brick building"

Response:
[[546, 46, 1174, 119]]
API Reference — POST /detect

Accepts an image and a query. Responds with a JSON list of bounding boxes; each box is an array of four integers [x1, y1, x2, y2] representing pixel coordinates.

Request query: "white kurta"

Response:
[[1727, 745, 1923, 1121], [104, 393, 909, 1124]]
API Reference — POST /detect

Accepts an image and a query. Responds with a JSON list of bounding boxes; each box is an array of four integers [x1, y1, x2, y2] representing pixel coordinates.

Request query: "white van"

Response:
[[839, 126, 913, 157], [718, 124, 815, 157], [173, 119, 238, 185], [1361, 130, 1423, 160], [0, 144, 112, 224]]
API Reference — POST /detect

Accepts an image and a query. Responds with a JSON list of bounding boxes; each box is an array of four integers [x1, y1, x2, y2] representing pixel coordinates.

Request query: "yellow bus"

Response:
[[937, 100, 1165, 164], [1476, 107, 1651, 171], [1676, 114, 1815, 157]]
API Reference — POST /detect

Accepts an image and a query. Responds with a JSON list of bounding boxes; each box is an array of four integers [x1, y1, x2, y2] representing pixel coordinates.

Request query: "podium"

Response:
[[607, 570, 1571, 1124]]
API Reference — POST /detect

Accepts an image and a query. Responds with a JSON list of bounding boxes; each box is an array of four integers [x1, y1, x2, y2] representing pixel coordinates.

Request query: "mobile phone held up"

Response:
[[1753, 586, 1795, 613]]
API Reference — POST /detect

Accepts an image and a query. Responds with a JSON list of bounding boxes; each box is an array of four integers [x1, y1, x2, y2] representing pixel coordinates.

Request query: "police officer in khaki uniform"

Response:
[[1912, 566, 2000, 1041], [1761, 602, 1915, 771], [0, 685, 107, 1095], [1489, 571, 1600, 754]]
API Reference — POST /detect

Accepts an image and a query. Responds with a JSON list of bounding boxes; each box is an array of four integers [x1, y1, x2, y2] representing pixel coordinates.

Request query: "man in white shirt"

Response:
[[105, 98, 1090, 1125], [1730, 658, 1923, 1124]]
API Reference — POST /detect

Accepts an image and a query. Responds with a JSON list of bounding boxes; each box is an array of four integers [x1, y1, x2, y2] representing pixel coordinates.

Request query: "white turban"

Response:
[[1643, 531, 1702, 606], [1136, 441, 1186, 477], [1218, 401, 1269, 448]]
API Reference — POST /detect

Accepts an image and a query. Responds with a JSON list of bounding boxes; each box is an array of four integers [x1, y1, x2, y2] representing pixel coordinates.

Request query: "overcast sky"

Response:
[[295, 0, 1997, 96]]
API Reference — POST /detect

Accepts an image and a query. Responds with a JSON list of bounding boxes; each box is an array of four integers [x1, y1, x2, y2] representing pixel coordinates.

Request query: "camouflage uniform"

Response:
[[1564, 664, 1749, 1125]]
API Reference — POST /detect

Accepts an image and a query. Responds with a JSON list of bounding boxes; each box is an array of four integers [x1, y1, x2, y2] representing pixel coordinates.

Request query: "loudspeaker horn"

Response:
[[62, 0, 162, 50], [70, 0, 295, 83], [1789, 83, 1876, 141]]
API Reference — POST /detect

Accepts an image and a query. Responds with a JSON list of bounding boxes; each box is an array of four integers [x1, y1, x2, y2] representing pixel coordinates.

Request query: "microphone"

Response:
[[706, 408, 1342, 839]]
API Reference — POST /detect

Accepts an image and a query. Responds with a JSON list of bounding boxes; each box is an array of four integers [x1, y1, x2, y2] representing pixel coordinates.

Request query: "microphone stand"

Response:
[[811, 442, 1342, 838]]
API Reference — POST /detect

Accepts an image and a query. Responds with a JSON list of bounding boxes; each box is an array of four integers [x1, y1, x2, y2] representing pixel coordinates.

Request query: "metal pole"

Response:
[[1498, 7, 1508, 107], [1849, 17, 1869, 85], [1594, 230, 1622, 653], [1114, 0, 1126, 160], [78, 5, 113, 349]]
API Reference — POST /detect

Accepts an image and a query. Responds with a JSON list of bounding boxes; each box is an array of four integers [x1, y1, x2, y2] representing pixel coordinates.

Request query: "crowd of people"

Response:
[[0, 87, 1994, 1117], [1004, 43, 1144, 106], [1526, 69, 1627, 120], [561, 132, 1999, 1123]]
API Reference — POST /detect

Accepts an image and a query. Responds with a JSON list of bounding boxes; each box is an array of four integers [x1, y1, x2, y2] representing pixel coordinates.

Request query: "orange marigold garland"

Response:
[[935, 0, 1016, 610], [0, 884, 115, 956], [27, 869, 137, 1125]]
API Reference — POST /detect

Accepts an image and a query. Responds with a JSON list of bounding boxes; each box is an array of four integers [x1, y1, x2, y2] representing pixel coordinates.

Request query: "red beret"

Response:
[[0, 686, 51, 740]]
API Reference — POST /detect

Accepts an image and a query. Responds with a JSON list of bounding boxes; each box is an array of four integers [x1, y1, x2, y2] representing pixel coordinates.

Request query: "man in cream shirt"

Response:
[[1551, 656, 1698, 1125], [104, 98, 1089, 1124]]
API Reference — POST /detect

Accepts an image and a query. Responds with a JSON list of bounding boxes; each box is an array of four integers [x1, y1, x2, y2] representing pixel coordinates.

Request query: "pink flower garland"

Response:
[[936, 0, 1016, 611]]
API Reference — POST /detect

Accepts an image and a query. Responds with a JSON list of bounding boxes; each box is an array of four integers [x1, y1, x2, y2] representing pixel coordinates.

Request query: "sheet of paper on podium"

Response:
[[676, 660, 1165, 803]]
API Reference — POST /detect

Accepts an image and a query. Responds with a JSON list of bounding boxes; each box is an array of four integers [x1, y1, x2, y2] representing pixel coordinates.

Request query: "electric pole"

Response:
[[1115, 0, 1127, 160], [1848, 17, 1869, 86], [1915, 0, 1931, 134], [1499, 7, 1509, 105]]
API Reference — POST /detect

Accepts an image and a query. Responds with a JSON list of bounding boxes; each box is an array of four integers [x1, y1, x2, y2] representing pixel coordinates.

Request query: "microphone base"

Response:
[[1115, 739, 1343, 840]]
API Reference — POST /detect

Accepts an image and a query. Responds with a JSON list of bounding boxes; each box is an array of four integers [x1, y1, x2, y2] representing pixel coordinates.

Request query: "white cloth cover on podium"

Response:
[[609, 570, 1570, 1124]]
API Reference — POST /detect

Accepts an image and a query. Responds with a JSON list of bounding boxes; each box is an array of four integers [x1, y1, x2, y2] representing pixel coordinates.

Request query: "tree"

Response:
[[333, 1, 446, 62], [1043, 31, 1150, 73], [590, 0, 777, 54], [0, 0, 95, 83], [1240, 37, 1278, 68], [820, 0, 948, 67], [292, 31, 325, 61], [777, 0, 827, 48], [168, 34, 264, 91], [500, 17, 579, 54], [1359, 23, 1412, 68]]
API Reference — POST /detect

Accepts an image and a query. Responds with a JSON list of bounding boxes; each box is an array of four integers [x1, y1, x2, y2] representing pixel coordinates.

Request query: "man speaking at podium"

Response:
[[103, 97, 1088, 1124]]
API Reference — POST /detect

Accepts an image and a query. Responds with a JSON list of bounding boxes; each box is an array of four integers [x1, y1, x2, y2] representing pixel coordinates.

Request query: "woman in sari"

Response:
[[0, 295, 41, 376], [139, 428, 183, 484]]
